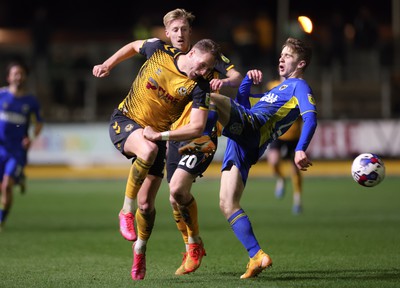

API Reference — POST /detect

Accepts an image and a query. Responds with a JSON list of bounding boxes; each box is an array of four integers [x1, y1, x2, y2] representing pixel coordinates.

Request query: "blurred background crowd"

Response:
[[0, 0, 398, 123]]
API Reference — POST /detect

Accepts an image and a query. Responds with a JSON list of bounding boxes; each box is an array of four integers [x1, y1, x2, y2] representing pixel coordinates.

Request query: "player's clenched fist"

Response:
[[92, 64, 111, 78]]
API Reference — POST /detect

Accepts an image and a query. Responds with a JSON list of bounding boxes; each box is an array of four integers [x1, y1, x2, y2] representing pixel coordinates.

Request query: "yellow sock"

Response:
[[178, 198, 199, 238], [136, 209, 156, 241], [125, 157, 152, 199], [292, 170, 302, 206], [291, 171, 302, 196], [173, 209, 189, 245]]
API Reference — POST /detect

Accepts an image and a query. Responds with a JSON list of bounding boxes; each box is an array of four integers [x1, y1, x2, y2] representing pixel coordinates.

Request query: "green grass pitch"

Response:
[[0, 176, 399, 287]]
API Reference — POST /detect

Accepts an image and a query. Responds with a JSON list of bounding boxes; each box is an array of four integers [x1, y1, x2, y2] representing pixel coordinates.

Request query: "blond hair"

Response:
[[163, 8, 195, 28]]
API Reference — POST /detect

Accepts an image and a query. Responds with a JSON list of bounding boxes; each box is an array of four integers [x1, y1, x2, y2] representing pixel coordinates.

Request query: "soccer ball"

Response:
[[351, 153, 385, 187]]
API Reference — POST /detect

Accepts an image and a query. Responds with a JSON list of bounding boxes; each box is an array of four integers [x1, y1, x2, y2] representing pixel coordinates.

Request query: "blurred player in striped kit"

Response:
[[267, 117, 304, 215]]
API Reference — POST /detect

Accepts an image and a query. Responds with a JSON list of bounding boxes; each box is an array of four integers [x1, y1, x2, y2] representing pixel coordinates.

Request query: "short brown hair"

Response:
[[6, 60, 29, 76], [283, 37, 312, 71], [192, 39, 221, 61], [163, 8, 195, 28]]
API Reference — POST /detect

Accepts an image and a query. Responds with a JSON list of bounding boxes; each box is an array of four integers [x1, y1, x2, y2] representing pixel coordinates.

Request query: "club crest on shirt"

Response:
[[178, 87, 188, 97], [22, 104, 30, 113], [220, 53, 230, 64], [308, 94, 316, 105], [229, 122, 243, 135], [125, 124, 134, 132], [279, 85, 288, 91]]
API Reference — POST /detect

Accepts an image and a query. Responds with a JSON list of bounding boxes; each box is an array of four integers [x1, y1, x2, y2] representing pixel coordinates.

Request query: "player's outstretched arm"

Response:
[[92, 40, 146, 78]]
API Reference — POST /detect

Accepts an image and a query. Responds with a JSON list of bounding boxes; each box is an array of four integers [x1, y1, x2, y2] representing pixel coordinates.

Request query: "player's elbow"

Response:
[[303, 113, 318, 131], [189, 123, 205, 138], [191, 127, 204, 138], [311, 121, 318, 133]]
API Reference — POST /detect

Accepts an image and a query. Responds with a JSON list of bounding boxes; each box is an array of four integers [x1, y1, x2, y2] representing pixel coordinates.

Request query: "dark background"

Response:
[[0, 0, 392, 31], [0, 0, 398, 122]]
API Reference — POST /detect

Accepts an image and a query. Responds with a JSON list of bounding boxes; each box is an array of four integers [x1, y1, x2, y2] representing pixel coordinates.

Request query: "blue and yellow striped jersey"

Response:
[[230, 75, 317, 161]]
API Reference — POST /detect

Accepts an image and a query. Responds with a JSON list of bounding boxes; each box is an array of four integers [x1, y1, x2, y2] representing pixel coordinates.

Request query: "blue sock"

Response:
[[228, 209, 261, 258], [0, 209, 9, 223], [204, 109, 218, 135]]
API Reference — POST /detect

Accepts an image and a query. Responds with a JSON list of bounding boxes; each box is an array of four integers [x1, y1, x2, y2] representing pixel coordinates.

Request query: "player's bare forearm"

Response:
[[92, 40, 144, 78], [209, 69, 243, 91], [143, 125, 204, 142]]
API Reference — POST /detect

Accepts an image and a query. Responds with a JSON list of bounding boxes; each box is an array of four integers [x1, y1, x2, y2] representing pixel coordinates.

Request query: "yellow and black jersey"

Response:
[[118, 38, 210, 132], [170, 52, 235, 131]]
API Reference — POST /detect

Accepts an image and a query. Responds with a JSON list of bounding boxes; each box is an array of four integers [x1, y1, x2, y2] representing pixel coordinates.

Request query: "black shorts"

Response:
[[166, 136, 217, 183], [109, 108, 166, 178], [269, 139, 298, 159]]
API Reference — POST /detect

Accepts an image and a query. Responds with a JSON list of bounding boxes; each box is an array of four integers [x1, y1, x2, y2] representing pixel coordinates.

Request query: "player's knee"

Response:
[[219, 199, 232, 218], [170, 187, 187, 204], [137, 201, 153, 214], [169, 194, 177, 206], [139, 141, 159, 163]]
